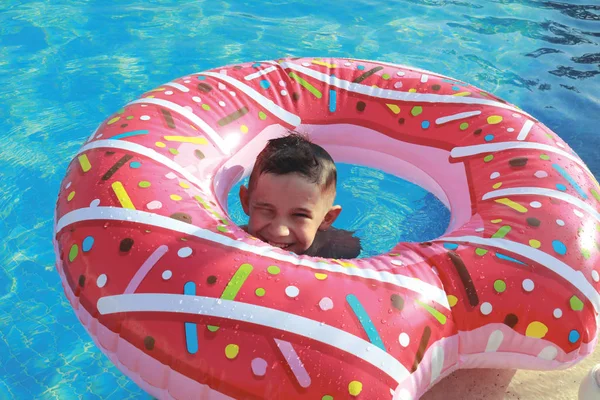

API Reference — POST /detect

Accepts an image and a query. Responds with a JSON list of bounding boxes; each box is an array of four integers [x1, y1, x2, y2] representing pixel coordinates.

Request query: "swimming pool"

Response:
[[1, 1, 598, 398]]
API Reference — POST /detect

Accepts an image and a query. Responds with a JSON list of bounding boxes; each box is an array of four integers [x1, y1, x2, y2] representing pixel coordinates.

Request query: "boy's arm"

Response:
[[305, 227, 362, 259]]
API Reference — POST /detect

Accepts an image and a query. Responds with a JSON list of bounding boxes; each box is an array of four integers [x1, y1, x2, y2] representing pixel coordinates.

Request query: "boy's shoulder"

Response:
[[304, 227, 362, 259]]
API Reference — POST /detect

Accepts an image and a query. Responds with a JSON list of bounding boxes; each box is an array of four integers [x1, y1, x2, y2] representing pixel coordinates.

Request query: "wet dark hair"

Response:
[[248, 131, 337, 193]]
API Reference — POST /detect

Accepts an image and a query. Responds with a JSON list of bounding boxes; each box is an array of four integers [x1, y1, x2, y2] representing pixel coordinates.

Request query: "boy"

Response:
[[239, 132, 361, 259]]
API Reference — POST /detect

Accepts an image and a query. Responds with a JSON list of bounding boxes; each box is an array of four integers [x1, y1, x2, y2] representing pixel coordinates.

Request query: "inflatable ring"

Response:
[[54, 58, 600, 400]]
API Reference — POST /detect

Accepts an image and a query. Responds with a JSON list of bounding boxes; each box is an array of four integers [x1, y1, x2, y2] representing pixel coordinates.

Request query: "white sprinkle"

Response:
[[96, 134, 103, 139], [90, 199, 100, 207], [184, 105, 193, 112], [592, 270, 599, 282], [146, 200, 162, 210], [96, 274, 107, 288], [507, 128, 515, 132], [279, 80, 286, 87], [512, 113, 521, 118], [192, 96, 201, 102], [485, 330, 504, 352], [141, 104, 148, 107], [394, 81, 403, 89], [534, 170, 548, 178], [285, 285, 299, 298], [178, 247, 193, 258], [319, 297, 333, 311], [530, 201, 542, 208], [251, 358, 268, 376], [522, 279, 535, 292], [556, 219, 565, 226], [431, 266, 439, 275], [280, 89, 288, 96], [164, 90, 173, 95], [553, 308, 563, 318], [490, 172, 500, 179], [184, 80, 191, 83], [165, 172, 177, 179], [480, 302, 493, 315], [396, 71, 405, 76], [399, 332, 410, 347], [538, 346, 558, 361], [218, 101, 226, 107], [140, 115, 150, 121], [475, 227, 485, 232], [573, 209, 584, 218], [390, 259, 404, 266], [218, 83, 226, 90], [344, 62, 352, 67], [420, 74, 429, 83], [162, 270, 173, 280], [65, 182, 72, 189], [229, 91, 236, 96], [302, 62, 310, 67], [556, 141, 565, 148]]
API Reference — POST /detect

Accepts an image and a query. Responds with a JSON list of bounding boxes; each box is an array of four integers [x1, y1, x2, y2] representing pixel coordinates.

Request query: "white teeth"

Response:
[[269, 242, 290, 249]]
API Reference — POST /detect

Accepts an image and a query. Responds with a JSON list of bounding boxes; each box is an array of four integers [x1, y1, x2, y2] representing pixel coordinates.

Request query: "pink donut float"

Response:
[[53, 57, 600, 399]]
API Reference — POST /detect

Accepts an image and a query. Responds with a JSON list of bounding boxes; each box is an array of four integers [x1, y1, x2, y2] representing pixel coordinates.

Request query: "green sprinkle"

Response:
[[484, 155, 494, 162], [138, 181, 151, 188], [494, 280, 507, 293], [69, 244, 78, 262], [459, 122, 469, 130], [255, 288, 266, 297], [267, 265, 280, 275]]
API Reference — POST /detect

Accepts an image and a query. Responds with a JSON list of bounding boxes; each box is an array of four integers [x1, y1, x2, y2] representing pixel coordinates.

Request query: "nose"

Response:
[[270, 219, 290, 238]]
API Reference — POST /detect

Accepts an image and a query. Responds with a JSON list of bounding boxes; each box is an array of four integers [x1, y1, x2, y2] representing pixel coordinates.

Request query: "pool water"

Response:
[[227, 164, 451, 258], [1, 1, 598, 398]]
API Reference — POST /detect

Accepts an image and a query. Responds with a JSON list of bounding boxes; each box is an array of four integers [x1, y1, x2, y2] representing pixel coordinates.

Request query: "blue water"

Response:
[[1, 1, 598, 398], [227, 164, 451, 258]]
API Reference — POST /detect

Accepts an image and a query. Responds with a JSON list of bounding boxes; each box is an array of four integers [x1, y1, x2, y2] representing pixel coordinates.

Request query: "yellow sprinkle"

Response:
[[312, 60, 337, 68], [107, 116, 120, 125], [453, 91, 471, 97], [487, 115, 503, 124], [149, 87, 166, 92], [386, 104, 401, 114], [494, 198, 528, 213], [78, 154, 91, 172], [170, 194, 182, 201], [491, 219, 502, 223], [348, 381, 363, 396], [447, 295, 458, 307], [492, 182, 502, 189], [315, 273, 328, 280], [225, 344, 239, 359], [146, 95, 155, 99], [529, 239, 541, 249], [240, 125, 248, 134], [179, 182, 190, 189], [155, 142, 166, 148], [111, 181, 135, 209], [67, 191, 75, 201], [526, 321, 548, 338], [408, 88, 417, 93], [163, 136, 208, 145], [332, 259, 356, 268]]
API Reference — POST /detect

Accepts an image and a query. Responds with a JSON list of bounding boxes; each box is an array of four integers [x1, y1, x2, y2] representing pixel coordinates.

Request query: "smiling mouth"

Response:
[[267, 241, 292, 249]]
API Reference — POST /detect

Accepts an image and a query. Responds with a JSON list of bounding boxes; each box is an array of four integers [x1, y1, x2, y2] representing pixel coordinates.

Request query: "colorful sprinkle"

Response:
[[82, 236, 94, 252], [267, 265, 280, 275], [552, 164, 587, 199], [484, 134, 494, 142], [494, 280, 506, 293], [487, 115, 502, 124], [289, 72, 322, 98], [484, 155, 494, 162], [68, 244, 78, 262], [96, 274, 107, 288], [570, 295, 584, 311], [255, 288, 265, 297], [111, 130, 149, 140], [540, 154, 550, 160], [225, 344, 239, 359], [146, 200, 162, 210], [78, 154, 91, 172], [534, 170, 548, 178], [315, 273, 328, 280], [530, 201, 542, 208], [569, 330, 580, 343], [526, 321, 548, 338], [178, 247, 192, 258], [480, 302, 493, 315], [346, 294, 386, 351], [138, 181, 151, 188], [495, 198, 527, 213], [251, 358, 268, 377], [415, 300, 447, 325], [67, 191, 75, 201], [348, 381, 363, 396], [129, 161, 141, 168], [411, 106, 423, 116], [443, 243, 458, 250], [421, 120, 430, 129], [170, 194, 182, 201], [447, 295, 458, 307], [552, 240, 567, 255], [529, 239, 541, 248], [111, 181, 135, 209], [184, 282, 199, 354], [460, 122, 469, 130], [162, 270, 172, 280], [553, 308, 562, 318], [386, 104, 400, 114]]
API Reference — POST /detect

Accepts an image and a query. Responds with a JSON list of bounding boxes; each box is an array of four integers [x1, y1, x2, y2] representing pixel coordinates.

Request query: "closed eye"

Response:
[[293, 213, 310, 218]]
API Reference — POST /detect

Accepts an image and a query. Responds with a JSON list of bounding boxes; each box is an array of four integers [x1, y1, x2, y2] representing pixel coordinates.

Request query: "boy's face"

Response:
[[240, 172, 341, 254]]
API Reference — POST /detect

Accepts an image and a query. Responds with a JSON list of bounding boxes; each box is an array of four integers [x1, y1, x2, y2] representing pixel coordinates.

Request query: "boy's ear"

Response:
[[239, 185, 250, 215], [319, 205, 342, 230]]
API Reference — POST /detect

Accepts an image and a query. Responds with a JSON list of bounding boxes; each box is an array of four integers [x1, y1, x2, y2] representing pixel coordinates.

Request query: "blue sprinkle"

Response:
[[452, 85, 460, 91], [552, 240, 567, 255], [443, 243, 458, 250], [329, 89, 337, 112], [484, 134, 494, 142], [252, 62, 261, 68], [357, 65, 365, 70], [568, 329, 580, 343], [421, 120, 430, 129], [129, 161, 141, 169], [495, 252, 527, 265], [82, 236, 94, 252], [260, 80, 270, 89], [197, 75, 206, 80], [184, 282, 199, 354], [556, 183, 567, 191]]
